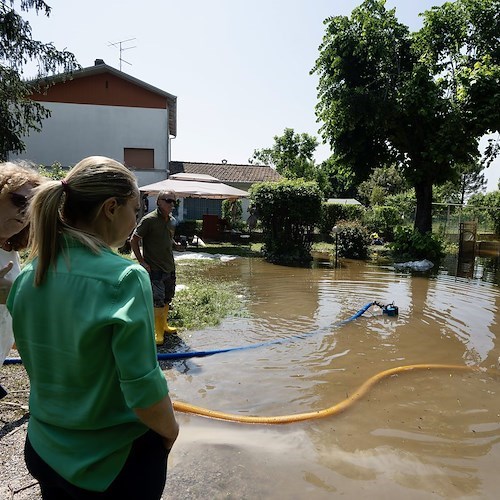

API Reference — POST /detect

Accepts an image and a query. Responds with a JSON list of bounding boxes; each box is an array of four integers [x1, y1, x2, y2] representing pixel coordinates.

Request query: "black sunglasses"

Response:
[[9, 192, 29, 211], [161, 198, 176, 204]]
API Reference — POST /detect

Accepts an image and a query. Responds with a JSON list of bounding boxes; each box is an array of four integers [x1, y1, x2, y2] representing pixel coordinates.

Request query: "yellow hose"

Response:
[[172, 363, 494, 425]]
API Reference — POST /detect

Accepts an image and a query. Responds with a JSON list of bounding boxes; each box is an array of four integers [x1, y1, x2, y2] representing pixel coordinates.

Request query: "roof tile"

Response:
[[169, 161, 282, 184]]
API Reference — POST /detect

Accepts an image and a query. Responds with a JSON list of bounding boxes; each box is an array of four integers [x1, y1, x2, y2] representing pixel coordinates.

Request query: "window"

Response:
[[124, 148, 154, 170]]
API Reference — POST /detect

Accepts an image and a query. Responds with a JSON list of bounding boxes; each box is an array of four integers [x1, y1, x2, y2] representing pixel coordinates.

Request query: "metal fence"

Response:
[[432, 204, 496, 242]]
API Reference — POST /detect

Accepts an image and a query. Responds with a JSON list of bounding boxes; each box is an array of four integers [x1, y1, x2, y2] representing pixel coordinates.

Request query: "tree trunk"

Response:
[[414, 181, 433, 234]]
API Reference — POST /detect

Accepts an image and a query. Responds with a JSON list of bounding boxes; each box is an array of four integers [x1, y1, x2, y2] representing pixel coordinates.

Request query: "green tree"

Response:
[[313, 0, 500, 234], [249, 179, 322, 265], [38, 161, 67, 180], [249, 128, 319, 180], [385, 190, 416, 223], [317, 154, 357, 198], [434, 162, 487, 205], [357, 165, 410, 206], [466, 190, 500, 234], [417, 0, 500, 140], [460, 168, 488, 204], [0, 0, 79, 160]]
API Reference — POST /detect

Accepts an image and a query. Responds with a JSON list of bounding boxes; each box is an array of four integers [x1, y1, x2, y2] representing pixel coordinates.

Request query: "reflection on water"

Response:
[[164, 256, 500, 500], [443, 254, 500, 284]]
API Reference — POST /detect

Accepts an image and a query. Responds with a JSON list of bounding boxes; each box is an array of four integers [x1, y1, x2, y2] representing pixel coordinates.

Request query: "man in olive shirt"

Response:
[[131, 190, 178, 344]]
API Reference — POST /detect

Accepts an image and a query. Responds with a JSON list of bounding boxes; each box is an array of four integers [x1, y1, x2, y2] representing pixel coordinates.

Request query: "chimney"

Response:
[[94, 59, 105, 66]]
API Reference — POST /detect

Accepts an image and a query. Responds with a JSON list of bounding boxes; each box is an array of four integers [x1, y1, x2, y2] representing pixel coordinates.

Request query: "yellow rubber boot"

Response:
[[164, 304, 178, 335], [154, 307, 165, 345]]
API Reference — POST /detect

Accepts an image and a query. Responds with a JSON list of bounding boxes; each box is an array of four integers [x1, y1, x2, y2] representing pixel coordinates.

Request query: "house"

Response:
[[169, 160, 282, 220], [9, 59, 176, 187], [9, 60, 283, 223]]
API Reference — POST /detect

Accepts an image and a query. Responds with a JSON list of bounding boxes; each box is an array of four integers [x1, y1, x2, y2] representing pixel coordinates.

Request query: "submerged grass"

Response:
[[170, 258, 248, 331]]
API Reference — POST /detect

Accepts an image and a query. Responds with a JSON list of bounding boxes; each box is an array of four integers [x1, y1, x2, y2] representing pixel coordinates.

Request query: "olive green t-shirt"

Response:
[[134, 208, 176, 273], [7, 238, 169, 492]]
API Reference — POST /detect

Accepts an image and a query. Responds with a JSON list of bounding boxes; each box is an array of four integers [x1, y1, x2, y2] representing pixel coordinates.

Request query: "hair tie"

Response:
[[61, 179, 69, 193]]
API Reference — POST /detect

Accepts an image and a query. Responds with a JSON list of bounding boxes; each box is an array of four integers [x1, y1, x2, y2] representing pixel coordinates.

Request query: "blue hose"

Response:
[[4, 301, 381, 365]]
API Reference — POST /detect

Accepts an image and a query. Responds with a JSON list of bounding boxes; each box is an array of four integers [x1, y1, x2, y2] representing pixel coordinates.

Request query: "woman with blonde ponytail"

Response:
[[7, 156, 178, 499]]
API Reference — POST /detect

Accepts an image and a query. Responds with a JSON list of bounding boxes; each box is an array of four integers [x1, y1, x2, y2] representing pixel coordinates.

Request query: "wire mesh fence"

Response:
[[432, 204, 496, 242]]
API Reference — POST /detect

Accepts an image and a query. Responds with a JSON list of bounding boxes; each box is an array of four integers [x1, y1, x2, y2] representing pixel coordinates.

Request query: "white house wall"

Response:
[[10, 101, 170, 185]]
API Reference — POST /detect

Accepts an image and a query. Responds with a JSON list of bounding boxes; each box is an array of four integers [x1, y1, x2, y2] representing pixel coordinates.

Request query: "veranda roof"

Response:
[[139, 174, 248, 200]]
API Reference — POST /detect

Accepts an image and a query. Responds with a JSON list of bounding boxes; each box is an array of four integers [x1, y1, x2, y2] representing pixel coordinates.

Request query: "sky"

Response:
[[22, 0, 499, 192]]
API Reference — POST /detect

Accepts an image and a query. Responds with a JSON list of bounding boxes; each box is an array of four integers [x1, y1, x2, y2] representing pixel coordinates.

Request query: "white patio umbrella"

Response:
[[139, 173, 248, 199]]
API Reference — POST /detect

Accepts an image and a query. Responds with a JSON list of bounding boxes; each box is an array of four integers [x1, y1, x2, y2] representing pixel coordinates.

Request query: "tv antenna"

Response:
[[108, 38, 137, 71]]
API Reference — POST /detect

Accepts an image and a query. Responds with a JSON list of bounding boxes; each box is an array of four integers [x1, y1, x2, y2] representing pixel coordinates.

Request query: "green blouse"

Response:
[[7, 238, 169, 492]]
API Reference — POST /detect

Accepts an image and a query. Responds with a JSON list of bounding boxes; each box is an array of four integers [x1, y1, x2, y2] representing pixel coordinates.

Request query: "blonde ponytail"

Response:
[[28, 156, 137, 286]]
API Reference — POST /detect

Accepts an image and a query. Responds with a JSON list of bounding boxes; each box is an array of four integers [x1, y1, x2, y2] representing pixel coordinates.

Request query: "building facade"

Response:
[[9, 60, 177, 187]]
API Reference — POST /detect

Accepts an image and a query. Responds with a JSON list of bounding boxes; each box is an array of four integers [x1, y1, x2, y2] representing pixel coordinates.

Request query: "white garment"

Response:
[[0, 248, 21, 363]]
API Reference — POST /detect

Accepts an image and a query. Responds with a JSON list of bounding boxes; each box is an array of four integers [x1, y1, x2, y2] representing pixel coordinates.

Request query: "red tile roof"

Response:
[[169, 161, 282, 184]]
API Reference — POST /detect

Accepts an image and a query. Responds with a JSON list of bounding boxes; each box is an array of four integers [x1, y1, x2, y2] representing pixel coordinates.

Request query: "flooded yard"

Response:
[[163, 255, 500, 499], [1, 254, 499, 499]]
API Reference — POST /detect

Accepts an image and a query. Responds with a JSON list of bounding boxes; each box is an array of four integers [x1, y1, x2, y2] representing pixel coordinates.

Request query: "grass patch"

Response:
[[312, 241, 334, 253], [170, 258, 248, 330]]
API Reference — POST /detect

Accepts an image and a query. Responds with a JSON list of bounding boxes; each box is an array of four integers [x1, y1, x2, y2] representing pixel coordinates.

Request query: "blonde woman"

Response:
[[7, 156, 178, 499], [0, 162, 45, 398]]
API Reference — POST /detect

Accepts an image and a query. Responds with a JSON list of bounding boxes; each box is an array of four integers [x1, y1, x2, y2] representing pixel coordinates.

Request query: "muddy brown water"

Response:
[[162, 256, 500, 500]]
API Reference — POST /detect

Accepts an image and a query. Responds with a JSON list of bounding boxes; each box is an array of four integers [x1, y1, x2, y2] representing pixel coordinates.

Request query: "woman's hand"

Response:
[[0, 261, 14, 304], [134, 394, 179, 451]]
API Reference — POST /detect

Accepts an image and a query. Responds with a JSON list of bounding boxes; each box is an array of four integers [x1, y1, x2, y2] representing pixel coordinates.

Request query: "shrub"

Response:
[[38, 162, 68, 180], [332, 221, 371, 259], [250, 179, 322, 265], [389, 226, 445, 261], [176, 220, 201, 238], [222, 199, 244, 229], [318, 202, 365, 236], [363, 206, 400, 241]]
